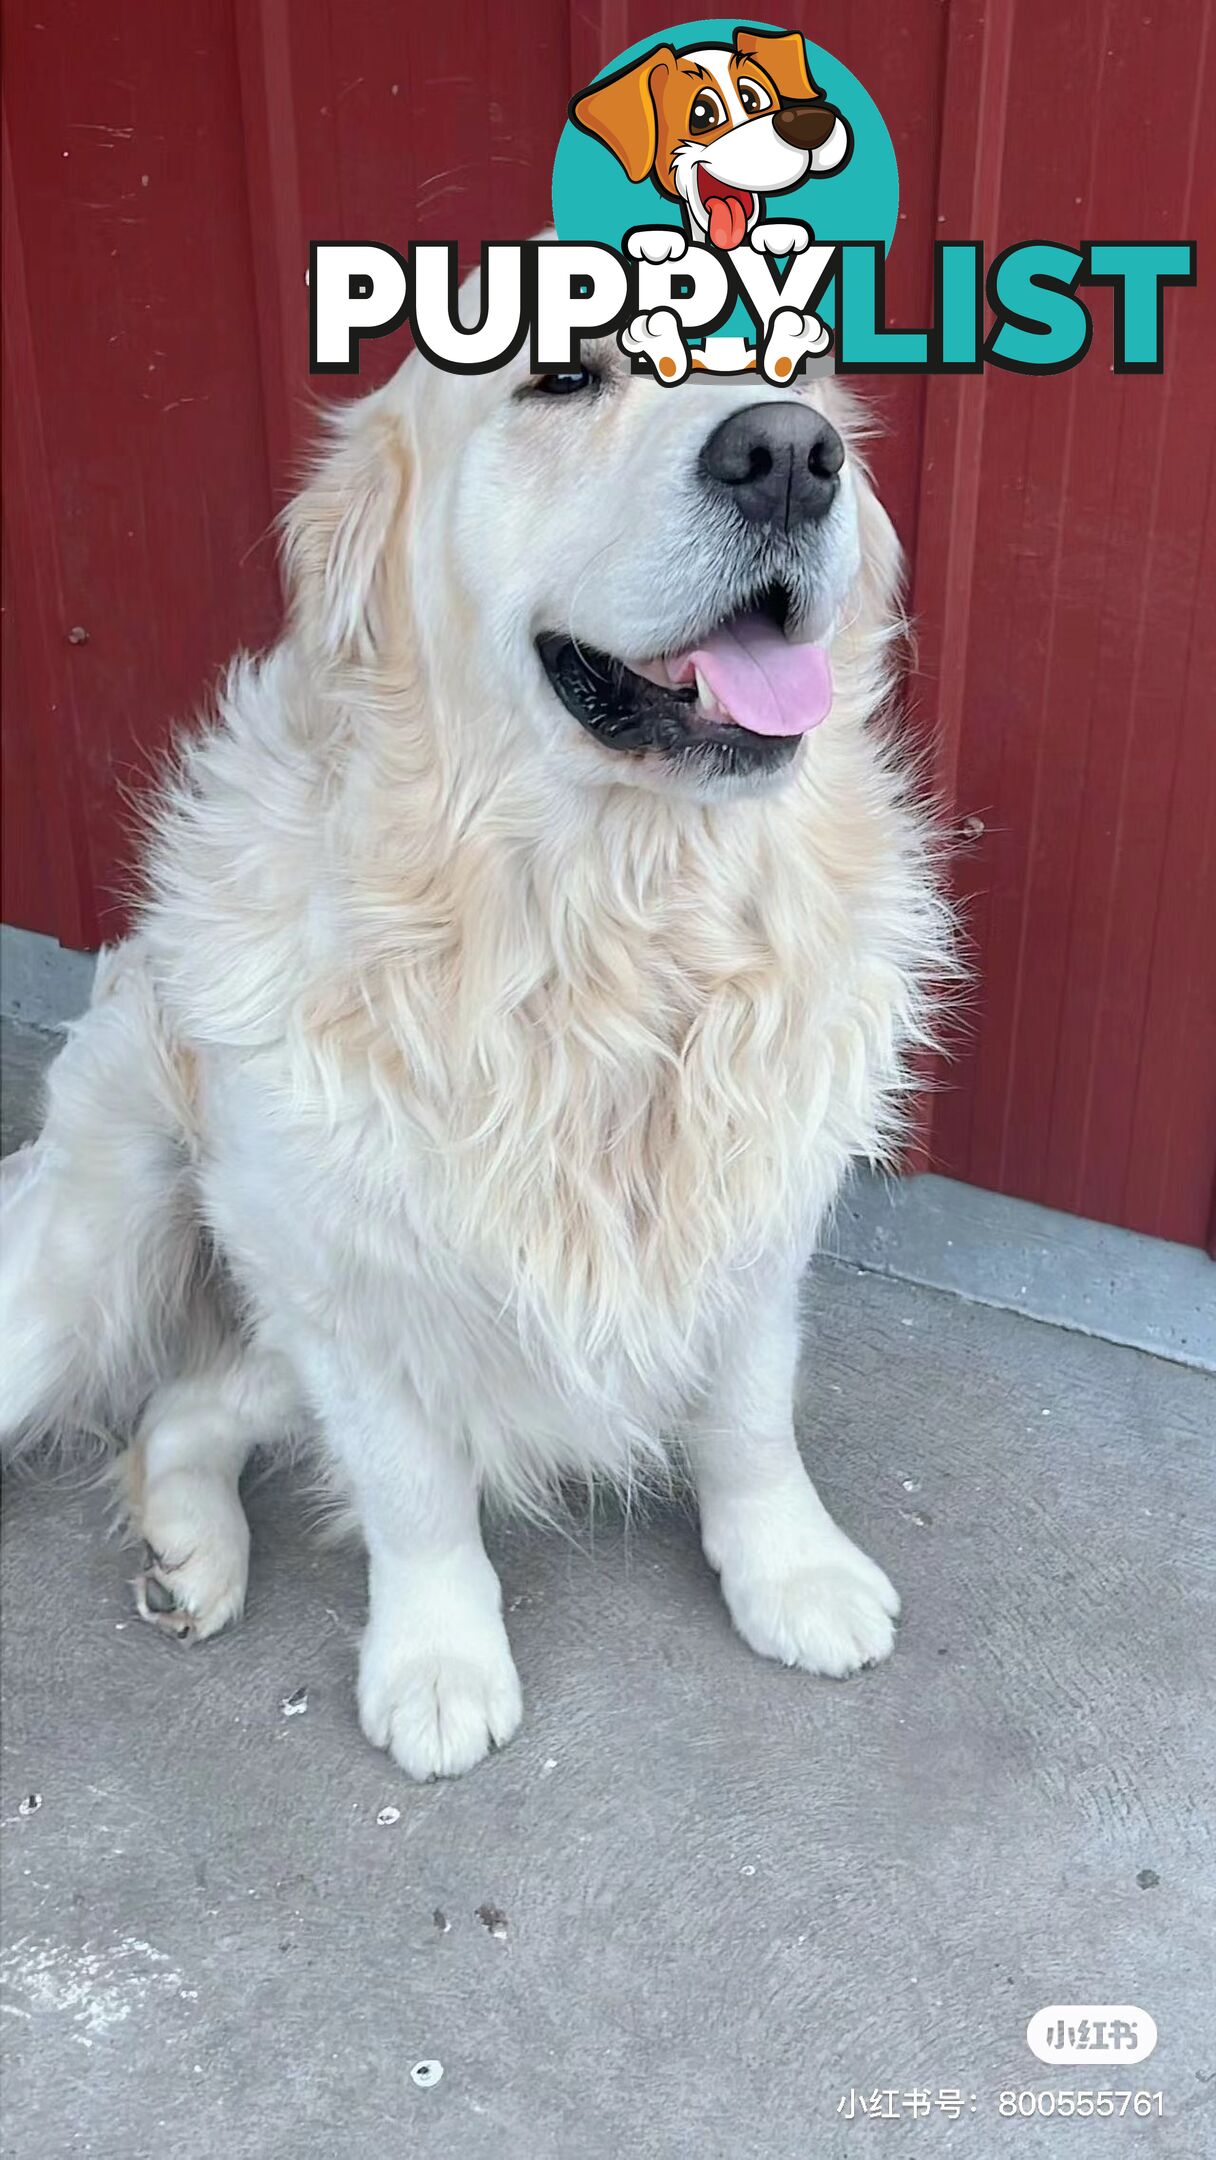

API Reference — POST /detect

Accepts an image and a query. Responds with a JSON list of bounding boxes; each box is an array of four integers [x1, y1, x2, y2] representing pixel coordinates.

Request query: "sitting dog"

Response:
[[573, 24, 852, 256], [0, 277, 946, 1781]]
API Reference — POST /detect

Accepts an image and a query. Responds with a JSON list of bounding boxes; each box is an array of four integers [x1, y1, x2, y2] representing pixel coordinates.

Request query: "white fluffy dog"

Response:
[[0, 318, 948, 1779]]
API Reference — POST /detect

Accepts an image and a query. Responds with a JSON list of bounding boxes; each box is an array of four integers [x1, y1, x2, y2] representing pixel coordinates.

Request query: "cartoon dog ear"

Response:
[[572, 47, 675, 183], [734, 26, 822, 104]]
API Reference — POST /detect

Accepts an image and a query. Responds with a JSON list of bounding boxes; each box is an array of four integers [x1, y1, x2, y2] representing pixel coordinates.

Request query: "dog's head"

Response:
[[284, 274, 897, 805], [572, 29, 851, 247]]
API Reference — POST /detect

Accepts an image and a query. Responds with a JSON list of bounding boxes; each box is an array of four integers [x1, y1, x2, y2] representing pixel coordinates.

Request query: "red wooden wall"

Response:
[[3, 1, 1213, 1248]]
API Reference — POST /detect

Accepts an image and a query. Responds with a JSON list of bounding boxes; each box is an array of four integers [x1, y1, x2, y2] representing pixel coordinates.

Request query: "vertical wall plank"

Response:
[[918, 0, 1216, 1241], [1, 0, 281, 947], [234, 0, 313, 501], [2, 102, 90, 946]]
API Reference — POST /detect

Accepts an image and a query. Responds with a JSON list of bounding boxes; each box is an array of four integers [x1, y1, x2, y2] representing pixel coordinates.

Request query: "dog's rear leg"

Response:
[[125, 1346, 303, 1641], [1, 939, 201, 1453]]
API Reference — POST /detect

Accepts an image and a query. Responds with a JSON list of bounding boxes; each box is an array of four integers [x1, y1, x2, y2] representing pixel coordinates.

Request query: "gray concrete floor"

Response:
[[2, 1018, 1213, 2159]]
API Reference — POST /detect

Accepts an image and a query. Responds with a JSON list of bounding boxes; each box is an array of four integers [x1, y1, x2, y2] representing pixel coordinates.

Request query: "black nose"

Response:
[[700, 402, 844, 530], [773, 101, 842, 153]]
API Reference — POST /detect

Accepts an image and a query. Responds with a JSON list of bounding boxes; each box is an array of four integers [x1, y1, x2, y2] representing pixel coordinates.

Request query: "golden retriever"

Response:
[[1, 291, 947, 1779]]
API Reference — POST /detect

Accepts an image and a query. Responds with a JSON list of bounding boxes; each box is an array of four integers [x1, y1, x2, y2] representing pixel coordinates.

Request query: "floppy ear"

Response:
[[734, 27, 821, 104], [280, 396, 411, 667], [572, 47, 675, 182]]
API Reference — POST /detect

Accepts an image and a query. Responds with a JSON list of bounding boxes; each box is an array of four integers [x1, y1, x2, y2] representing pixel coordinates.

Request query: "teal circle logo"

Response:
[[553, 20, 898, 258]]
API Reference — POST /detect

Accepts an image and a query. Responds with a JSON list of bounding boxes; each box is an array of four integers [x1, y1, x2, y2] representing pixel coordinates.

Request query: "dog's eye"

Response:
[[533, 369, 598, 397], [689, 89, 726, 134], [737, 78, 773, 117]]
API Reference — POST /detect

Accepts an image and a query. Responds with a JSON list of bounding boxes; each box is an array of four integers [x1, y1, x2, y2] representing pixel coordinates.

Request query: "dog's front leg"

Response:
[[301, 1345, 521, 1780], [749, 222, 813, 257], [685, 1264, 900, 1679]]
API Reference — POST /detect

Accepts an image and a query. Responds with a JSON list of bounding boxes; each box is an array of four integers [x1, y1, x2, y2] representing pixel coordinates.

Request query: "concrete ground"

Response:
[[2, 1017, 1213, 2159]]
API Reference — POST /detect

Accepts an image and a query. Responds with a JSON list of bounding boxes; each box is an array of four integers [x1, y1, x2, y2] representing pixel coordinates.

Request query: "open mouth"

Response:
[[695, 168, 755, 251], [536, 581, 833, 783]]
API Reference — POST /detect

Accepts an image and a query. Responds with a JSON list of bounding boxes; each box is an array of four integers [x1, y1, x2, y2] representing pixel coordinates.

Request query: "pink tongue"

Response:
[[666, 613, 832, 737], [707, 194, 748, 250]]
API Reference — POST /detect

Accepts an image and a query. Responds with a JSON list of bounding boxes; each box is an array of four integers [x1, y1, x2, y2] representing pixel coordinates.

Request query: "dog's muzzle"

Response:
[[535, 408, 851, 786]]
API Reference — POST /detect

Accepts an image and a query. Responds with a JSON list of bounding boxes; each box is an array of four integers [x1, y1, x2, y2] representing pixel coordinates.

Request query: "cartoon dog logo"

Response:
[[571, 25, 851, 257]]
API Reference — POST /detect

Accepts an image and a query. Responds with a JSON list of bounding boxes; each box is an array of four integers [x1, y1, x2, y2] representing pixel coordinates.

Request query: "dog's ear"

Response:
[[734, 27, 821, 104], [572, 47, 675, 182], [281, 396, 411, 667]]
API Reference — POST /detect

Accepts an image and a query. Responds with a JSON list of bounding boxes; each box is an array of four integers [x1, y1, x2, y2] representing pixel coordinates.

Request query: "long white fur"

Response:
[[0, 321, 951, 1780]]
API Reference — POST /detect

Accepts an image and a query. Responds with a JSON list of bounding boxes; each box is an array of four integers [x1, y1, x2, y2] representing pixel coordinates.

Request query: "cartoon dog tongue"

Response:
[[699, 176, 753, 251], [707, 194, 748, 250], [640, 614, 833, 737]]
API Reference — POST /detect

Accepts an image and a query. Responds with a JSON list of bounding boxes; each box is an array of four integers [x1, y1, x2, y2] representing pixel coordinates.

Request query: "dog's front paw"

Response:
[[761, 305, 832, 383], [626, 227, 688, 264], [358, 1625, 522, 1781], [750, 221, 811, 257], [619, 308, 689, 383], [131, 1470, 251, 1643], [722, 1554, 899, 1678], [707, 1498, 900, 1679]]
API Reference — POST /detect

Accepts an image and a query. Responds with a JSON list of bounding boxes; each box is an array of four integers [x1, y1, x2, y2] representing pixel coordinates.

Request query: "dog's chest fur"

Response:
[[309, 812, 902, 1349], [149, 673, 937, 1447]]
